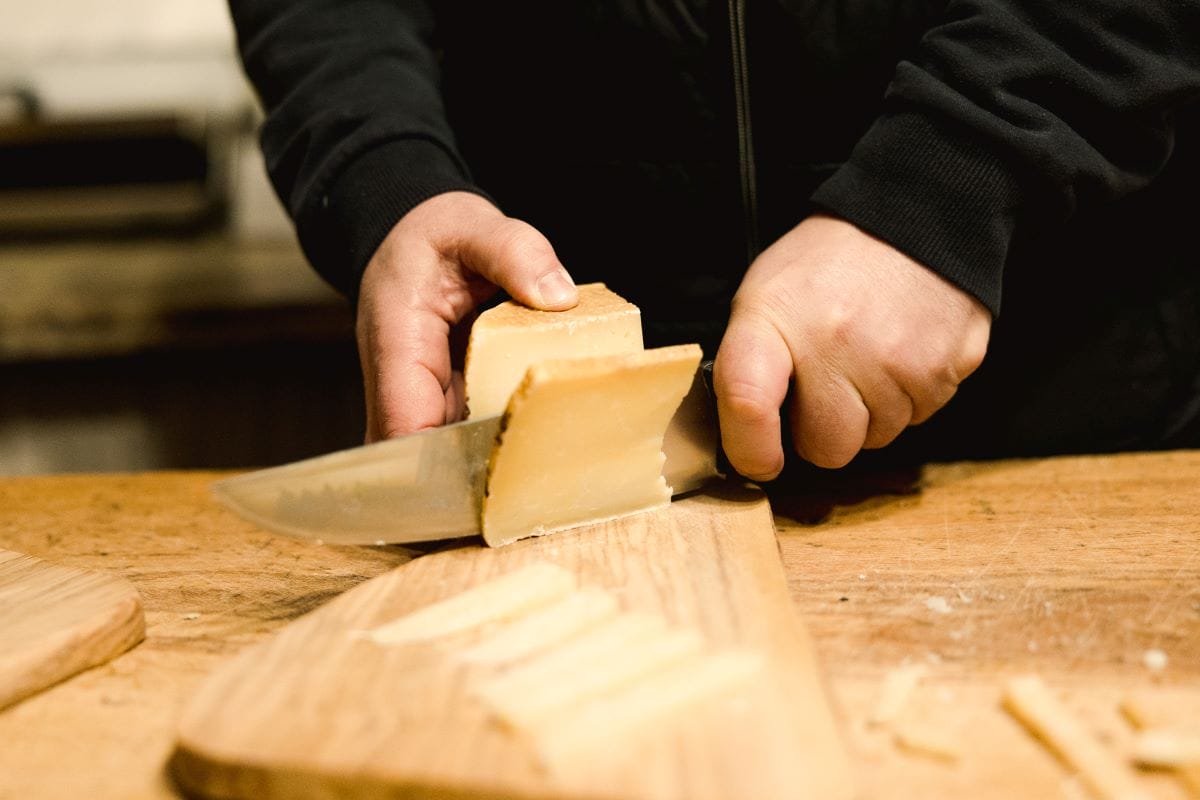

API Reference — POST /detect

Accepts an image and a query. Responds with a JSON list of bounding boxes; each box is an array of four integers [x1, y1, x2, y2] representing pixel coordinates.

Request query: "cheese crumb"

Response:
[[924, 596, 952, 615], [868, 663, 927, 727], [1142, 649, 1169, 672]]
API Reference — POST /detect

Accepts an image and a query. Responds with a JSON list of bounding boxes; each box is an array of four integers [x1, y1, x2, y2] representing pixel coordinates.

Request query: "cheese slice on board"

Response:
[[463, 282, 644, 418], [364, 563, 576, 646], [481, 343, 702, 547]]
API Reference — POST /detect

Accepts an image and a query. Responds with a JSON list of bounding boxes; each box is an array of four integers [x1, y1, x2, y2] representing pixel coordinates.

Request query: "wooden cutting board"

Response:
[[171, 484, 853, 800], [0, 548, 145, 711]]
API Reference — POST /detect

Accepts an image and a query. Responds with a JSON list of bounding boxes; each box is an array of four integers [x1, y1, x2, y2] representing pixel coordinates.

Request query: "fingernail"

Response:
[[536, 269, 576, 307]]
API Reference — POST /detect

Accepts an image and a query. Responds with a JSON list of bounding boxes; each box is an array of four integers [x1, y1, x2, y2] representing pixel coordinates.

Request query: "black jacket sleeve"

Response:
[[229, 0, 483, 300], [811, 0, 1200, 315]]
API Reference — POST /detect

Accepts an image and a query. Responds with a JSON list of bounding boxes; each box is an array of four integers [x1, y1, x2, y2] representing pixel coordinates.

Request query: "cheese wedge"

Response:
[[481, 344, 702, 546], [463, 283, 644, 418]]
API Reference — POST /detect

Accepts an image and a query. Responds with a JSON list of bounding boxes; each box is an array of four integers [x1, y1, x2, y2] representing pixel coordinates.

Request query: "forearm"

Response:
[[812, 0, 1200, 315], [229, 0, 483, 298]]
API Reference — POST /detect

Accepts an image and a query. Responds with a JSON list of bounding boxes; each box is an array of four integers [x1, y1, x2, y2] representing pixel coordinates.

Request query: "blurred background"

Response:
[[0, 0, 365, 474]]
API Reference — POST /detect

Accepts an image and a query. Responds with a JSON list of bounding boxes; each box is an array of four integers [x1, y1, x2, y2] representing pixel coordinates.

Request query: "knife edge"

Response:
[[213, 362, 721, 545]]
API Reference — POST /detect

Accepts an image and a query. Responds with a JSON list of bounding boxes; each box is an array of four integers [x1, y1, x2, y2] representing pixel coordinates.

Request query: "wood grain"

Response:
[[170, 484, 852, 800], [0, 548, 145, 710], [0, 453, 1197, 798]]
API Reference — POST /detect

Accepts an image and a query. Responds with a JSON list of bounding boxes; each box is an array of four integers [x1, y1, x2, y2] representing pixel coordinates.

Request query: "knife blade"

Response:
[[212, 362, 722, 545]]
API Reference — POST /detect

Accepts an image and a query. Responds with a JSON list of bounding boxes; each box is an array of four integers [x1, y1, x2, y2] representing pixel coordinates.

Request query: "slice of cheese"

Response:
[[533, 650, 764, 772], [480, 343, 702, 547], [463, 283, 644, 418], [458, 589, 620, 665], [481, 627, 707, 731], [472, 613, 671, 704], [364, 563, 576, 646], [893, 721, 962, 763], [1131, 728, 1200, 768], [1121, 690, 1200, 795], [1003, 675, 1152, 800]]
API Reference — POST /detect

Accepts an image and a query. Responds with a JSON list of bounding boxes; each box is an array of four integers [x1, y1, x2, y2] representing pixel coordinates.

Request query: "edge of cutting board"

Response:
[[0, 549, 145, 711]]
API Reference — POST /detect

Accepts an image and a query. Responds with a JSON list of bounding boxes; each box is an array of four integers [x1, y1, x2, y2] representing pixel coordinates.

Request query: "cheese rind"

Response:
[[463, 283, 643, 419], [480, 344, 703, 547]]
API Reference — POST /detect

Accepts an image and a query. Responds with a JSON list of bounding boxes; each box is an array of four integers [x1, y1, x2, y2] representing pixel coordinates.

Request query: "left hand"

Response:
[[355, 192, 577, 442], [713, 214, 992, 479]]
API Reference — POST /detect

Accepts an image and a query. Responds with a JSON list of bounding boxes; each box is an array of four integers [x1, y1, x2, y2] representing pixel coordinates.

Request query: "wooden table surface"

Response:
[[1, 452, 1198, 799]]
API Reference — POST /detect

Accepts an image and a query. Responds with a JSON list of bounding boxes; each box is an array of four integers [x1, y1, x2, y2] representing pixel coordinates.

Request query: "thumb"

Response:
[[713, 310, 794, 482], [456, 216, 579, 310]]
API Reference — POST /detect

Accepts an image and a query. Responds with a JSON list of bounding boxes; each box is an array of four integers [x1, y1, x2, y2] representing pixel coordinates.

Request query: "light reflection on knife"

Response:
[[212, 363, 722, 545]]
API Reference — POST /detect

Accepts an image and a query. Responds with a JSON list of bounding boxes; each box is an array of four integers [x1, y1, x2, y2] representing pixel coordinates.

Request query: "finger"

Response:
[[789, 364, 870, 468], [456, 217, 579, 310], [858, 373, 915, 450], [714, 313, 793, 481], [892, 321, 986, 426], [444, 370, 466, 425], [358, 293, 453, 441], [910, 382, 956, 425], [370, 361, 450, 440]]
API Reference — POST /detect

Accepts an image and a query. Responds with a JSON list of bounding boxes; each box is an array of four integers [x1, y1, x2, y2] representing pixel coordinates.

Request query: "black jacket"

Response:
[[231, 0, 1200, 460]]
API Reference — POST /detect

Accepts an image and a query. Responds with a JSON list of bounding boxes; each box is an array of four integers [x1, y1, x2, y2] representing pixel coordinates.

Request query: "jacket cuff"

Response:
[[810, 112, 1026, 317], [296, 137, 487, 301]]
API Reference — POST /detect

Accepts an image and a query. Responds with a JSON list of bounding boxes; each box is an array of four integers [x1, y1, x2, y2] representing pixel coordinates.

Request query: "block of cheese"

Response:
[[463, 283, 644, 418], [481, 344, 702, 546]]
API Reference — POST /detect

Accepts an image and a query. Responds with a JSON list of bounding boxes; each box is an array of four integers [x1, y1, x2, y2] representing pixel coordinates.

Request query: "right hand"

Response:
[[714, 215, 991, 478], [356, 191, 578, 442]]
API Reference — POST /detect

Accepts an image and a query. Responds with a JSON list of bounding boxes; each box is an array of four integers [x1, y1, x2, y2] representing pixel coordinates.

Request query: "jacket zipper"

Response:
[[728, 0, 760, 263]]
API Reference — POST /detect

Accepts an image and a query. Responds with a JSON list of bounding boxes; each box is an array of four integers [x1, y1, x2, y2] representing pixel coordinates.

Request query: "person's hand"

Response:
[[356, 191, 578, 442], [713, 214, 991, 478]]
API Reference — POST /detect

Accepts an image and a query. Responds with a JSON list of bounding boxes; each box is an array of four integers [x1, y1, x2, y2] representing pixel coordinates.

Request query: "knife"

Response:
[[212, 362, 723, 545]]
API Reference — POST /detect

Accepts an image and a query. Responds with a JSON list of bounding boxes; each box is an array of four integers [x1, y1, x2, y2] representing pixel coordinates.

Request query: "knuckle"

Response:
[[958, 327, 989, 375], [862, 418, 905, 450], [911, 385, 955, 424], [928, 358, 963, 392], [493, 218, 552, 268], [821, 304, 856, 348], [890, 331, 982, 401], [732, 287, 800, 334], [715, 380, 786, 480], [798, 435, 857, 469], [718, 381, 779, 426], [793, 417, 853, 468]]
